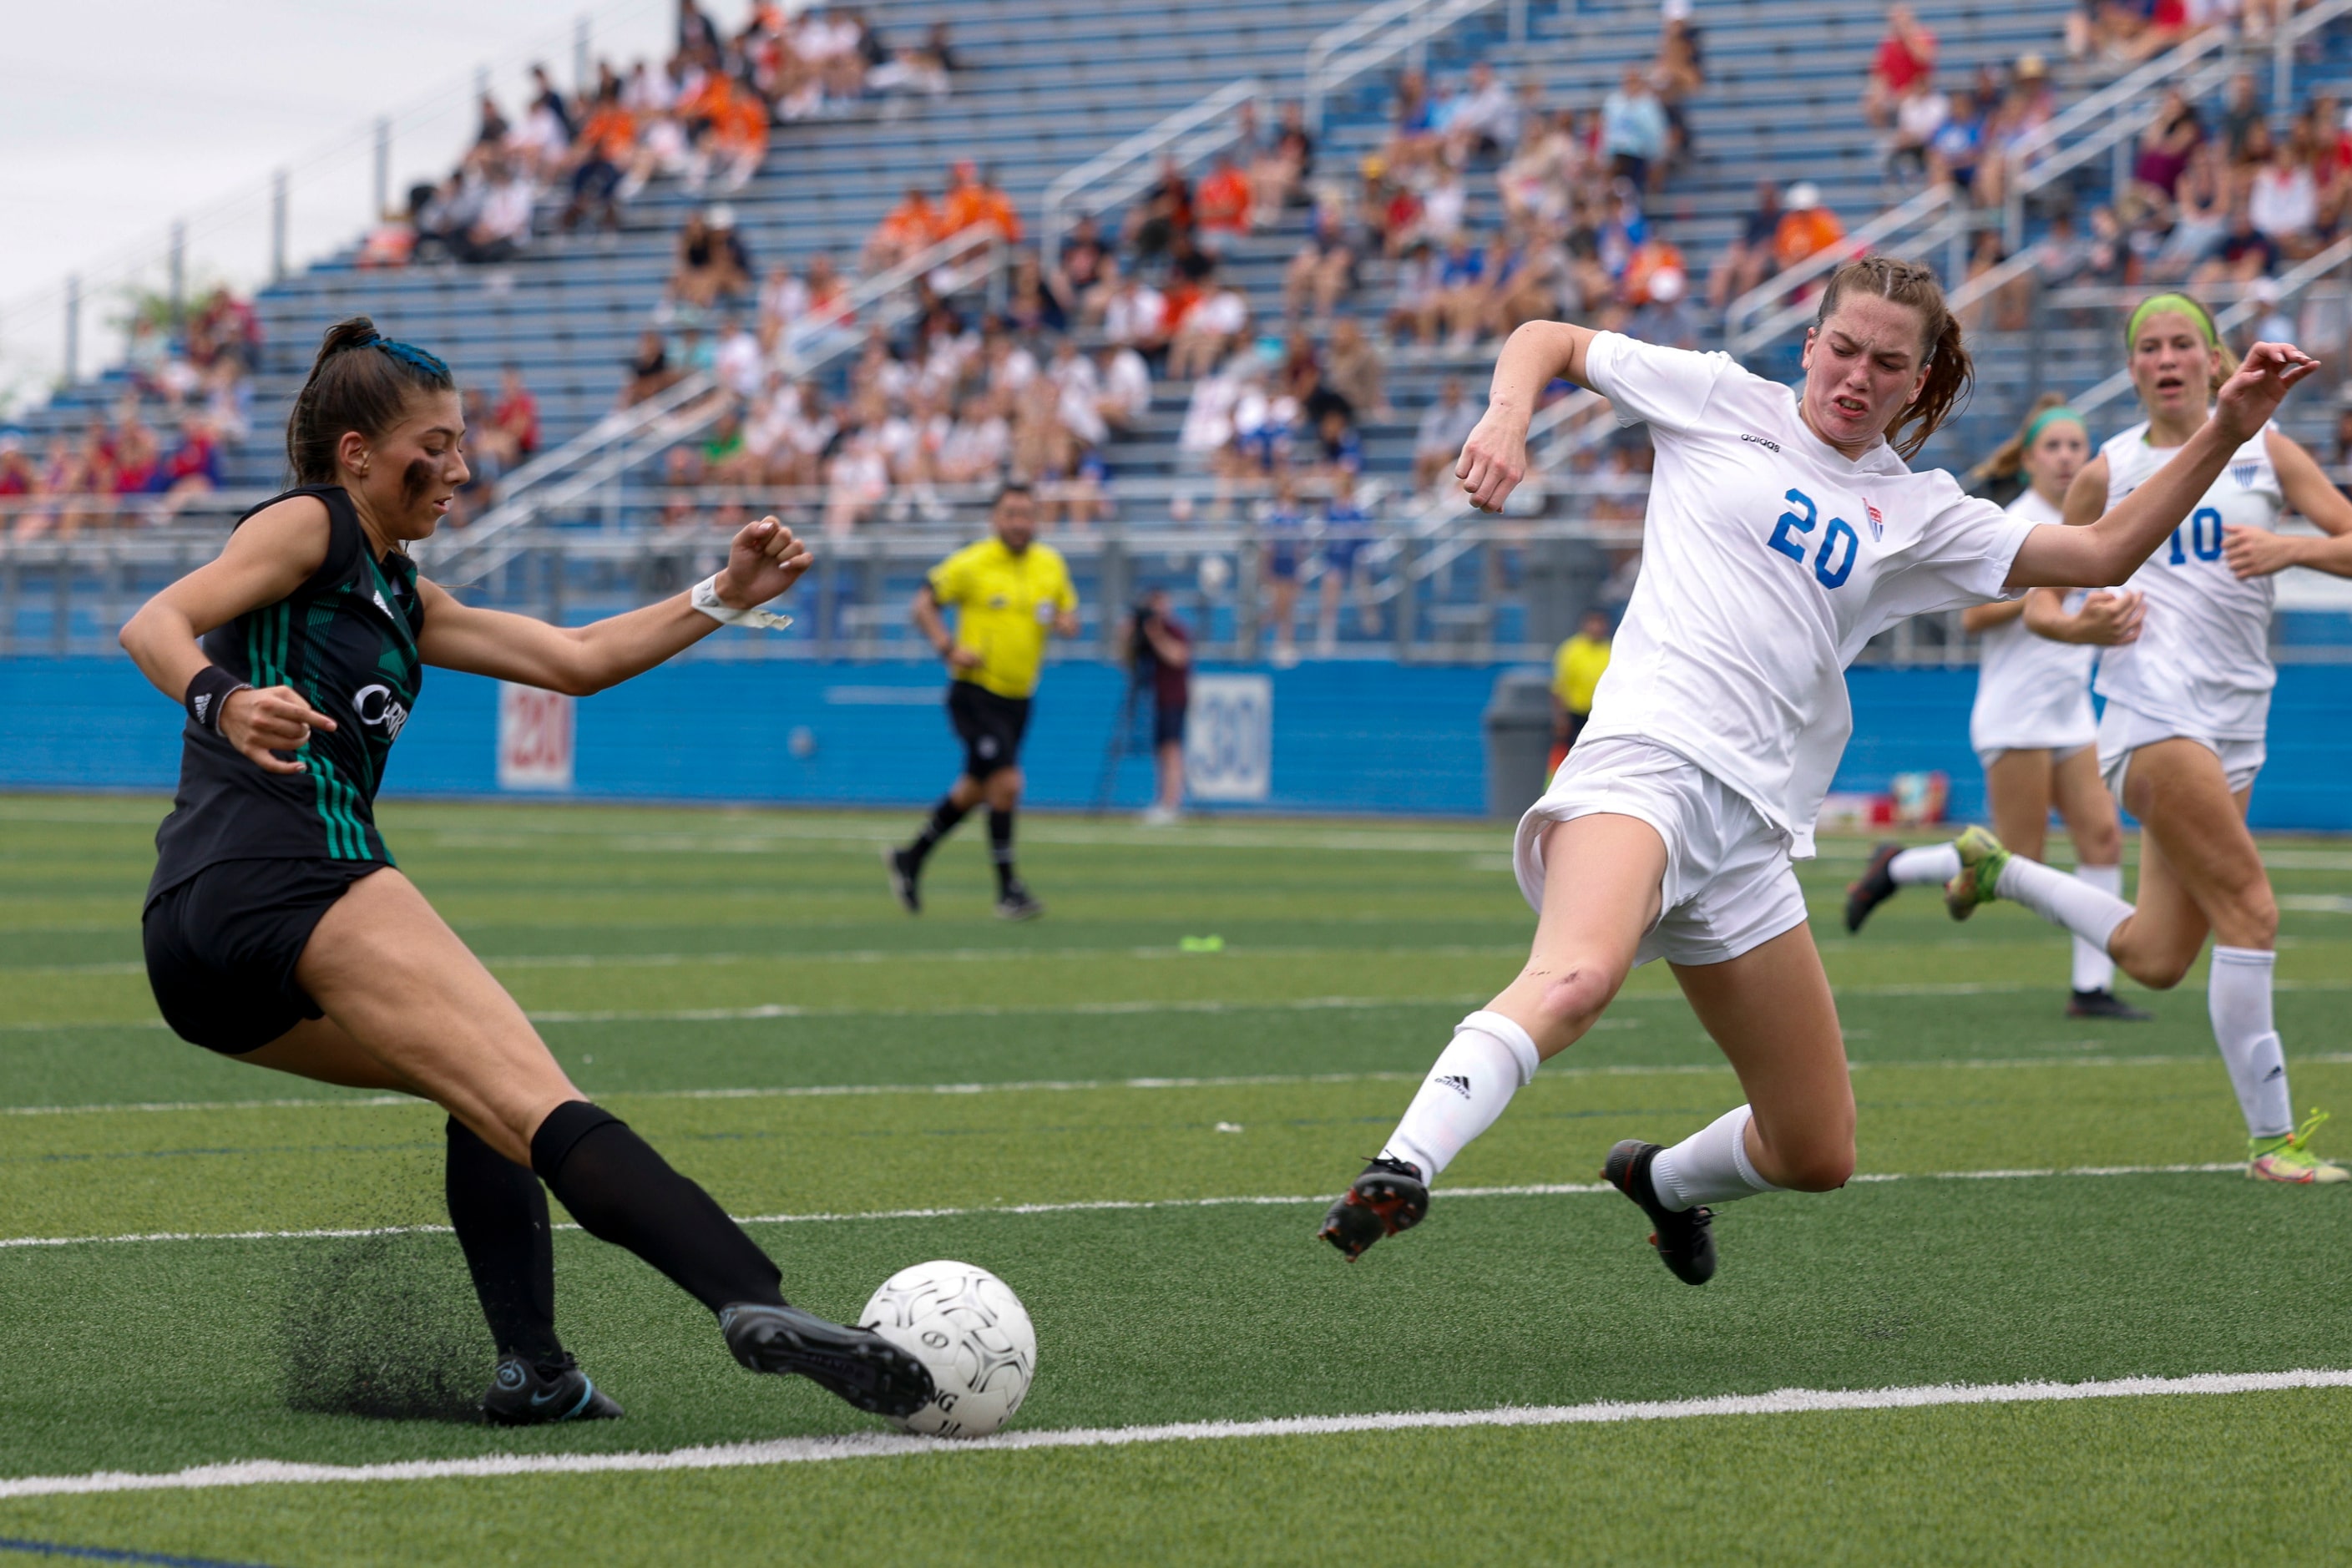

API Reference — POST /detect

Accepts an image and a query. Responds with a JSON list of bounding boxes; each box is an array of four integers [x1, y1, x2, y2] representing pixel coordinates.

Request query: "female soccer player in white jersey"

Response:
[[1318, 259, 2316, 1279], [1843, 397, 2151, 1020], [1923, 292, 2352, 1183]]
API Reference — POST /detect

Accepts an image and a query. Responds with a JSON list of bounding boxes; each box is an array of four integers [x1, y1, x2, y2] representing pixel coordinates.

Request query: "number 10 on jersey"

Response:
[[1767, 488, 1858, 589]]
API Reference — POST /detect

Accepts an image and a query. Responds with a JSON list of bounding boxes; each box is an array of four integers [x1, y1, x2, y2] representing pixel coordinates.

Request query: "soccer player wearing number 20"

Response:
[[1320, 257, 2318, 1282], [1908, 293, 2352, 1183]]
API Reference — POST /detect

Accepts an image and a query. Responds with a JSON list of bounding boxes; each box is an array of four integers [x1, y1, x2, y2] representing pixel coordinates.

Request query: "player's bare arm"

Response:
[[2222, 428, 2352, 579], [2011, 342, 2318, 588], [1457, 320, 1600, 513], [417, 515, 809, 693]]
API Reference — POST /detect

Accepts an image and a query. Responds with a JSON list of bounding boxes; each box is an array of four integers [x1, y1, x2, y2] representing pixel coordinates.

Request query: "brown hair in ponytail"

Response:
[[1970, 391, 2071, 486], [1810, 255, 1974, 460], [285, 316, 457, 485]]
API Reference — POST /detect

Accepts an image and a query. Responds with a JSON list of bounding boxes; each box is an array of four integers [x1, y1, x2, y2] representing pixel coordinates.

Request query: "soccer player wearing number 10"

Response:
[[1318, 257, 2319, 1282], [1903, 293, 2352, 1183]]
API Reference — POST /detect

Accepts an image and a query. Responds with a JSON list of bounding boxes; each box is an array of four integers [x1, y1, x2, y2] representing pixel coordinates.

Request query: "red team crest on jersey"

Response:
[[1864, 498, 1885, 543]]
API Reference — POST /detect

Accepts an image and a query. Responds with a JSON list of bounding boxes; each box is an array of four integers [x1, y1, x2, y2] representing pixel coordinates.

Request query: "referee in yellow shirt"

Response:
[[886, 483, 1080, 920], [1548, 608, 1613, 777]]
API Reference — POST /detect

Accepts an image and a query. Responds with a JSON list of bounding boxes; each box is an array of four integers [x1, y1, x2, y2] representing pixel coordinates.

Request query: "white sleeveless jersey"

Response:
[[1577, 333, 2039, 857], [2092, 418, 2281, 740], [1969, 488, 2097, 756]]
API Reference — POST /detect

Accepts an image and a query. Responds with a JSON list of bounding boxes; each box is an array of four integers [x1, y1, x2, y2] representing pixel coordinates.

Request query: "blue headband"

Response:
[[346, 328, 450, 381]]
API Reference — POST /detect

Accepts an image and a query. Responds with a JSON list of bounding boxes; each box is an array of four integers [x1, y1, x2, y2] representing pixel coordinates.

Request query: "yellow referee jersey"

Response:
[[1552, 632, 1611, 716], [928, 538, 1078, 700]]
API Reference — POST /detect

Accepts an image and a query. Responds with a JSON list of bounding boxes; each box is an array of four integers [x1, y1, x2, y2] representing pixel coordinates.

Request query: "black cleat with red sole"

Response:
[[1318, 1156, 1429, 1260], [1844, 841, 1906, 933], [1602, 1139, 1716, 1285]]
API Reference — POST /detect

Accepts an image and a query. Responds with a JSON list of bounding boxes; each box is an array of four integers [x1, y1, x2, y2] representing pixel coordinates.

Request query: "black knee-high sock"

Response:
[[529, 1101, 785, 1314], [989, 806, 1017, 893], [445, 1117, 564, 1367], [906, 795, 969, 866]]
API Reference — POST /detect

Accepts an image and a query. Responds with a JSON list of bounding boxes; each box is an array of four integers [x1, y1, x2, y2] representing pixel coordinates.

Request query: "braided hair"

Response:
[[1811, 255, 1974, 461]]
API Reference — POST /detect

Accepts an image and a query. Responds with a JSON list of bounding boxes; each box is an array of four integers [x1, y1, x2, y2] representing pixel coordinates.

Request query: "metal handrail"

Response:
[[1304, 0, 1507, 134], [1040, 78, 1263, 260], [2066, 235, 2352, 421]]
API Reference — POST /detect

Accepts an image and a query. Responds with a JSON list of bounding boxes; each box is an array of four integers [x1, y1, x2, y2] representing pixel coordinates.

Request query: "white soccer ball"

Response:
[[860, 1259, 1036, 1437]]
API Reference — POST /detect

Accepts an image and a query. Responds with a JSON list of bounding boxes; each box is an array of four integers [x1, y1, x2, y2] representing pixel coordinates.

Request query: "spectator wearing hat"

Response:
[[1771, 182, 1846, 277]]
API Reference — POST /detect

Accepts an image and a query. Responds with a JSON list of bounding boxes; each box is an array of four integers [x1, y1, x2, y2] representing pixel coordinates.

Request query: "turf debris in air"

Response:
[[276, 1233, 487, 1424]]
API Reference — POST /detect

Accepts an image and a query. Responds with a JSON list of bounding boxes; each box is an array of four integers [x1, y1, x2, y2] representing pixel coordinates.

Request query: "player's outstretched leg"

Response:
[[444, 1116, 624, 1424], [1844, 840, 1961, 933], [528, 1102, 937, 1416]]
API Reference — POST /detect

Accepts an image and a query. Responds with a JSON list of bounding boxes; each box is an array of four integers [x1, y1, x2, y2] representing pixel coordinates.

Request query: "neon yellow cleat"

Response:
[[2248, 1110, 2352, 1184], [1941, 825, 2010, 923]]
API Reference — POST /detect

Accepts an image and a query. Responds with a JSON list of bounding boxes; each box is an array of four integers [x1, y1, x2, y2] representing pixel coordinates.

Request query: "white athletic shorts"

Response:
[[1511, 738, 1810, 969], [2097, 700, 2265, 800], [1975, 741, 2092, 775]]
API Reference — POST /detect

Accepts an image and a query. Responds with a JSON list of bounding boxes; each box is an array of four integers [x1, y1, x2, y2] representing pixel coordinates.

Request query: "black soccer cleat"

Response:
[[481, 1353, 625, 1426], [883, 846, 923, 914], [1844, 841, 1906, 933], [1602, 1139, 1717, 1286], [994, 882, 1045, 922], [1318, 1156, 1429, 1261], [721, 1302, 936, 1420], [2067, 988, 2152, 1021]]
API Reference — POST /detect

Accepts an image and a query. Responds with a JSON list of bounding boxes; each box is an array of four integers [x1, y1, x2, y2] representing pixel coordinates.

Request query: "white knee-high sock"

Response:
[[1380, 1011, 1541, 1182], [2209, 947, 2291, 1140], [2071, 864, 2123, 993], [1994, 853, 2132, 952], [1647, 1105, 1783, 1212], [1889, 844, 1961, 885]]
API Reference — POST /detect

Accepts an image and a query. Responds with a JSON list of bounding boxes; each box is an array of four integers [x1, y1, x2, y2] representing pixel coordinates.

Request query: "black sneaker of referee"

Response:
[[994, 880, 1044, 921], [883, 845, 923, 914], [1602, 1139, 1717, 1285], [721, 1302, 935, 1419], [481, 1353, 624, 1426], [1843, 841, 1906, 933]]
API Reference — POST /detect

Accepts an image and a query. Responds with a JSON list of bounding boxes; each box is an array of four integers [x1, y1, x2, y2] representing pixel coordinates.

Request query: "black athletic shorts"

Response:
[[948, 680, 1030, 780], [142, 857, 383, 1055], [1153, 701, 1187, 750]]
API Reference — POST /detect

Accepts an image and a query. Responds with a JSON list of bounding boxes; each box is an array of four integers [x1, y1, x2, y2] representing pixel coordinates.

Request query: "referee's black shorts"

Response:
[[948, 680, 1031, 780]]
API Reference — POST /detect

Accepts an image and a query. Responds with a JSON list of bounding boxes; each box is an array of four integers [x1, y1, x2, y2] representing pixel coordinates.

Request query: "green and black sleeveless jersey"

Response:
[[149, 486, 426, 902]]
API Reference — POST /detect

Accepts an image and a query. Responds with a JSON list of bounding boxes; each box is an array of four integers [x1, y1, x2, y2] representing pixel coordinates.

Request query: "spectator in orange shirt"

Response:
[[1770, 181, 1846, 275], [943, 161, 1024, 245], [694, 84, 769, 194], [561, 86, 635, 232], [1195, 151, 1255, 252], [1621, 233, 1689, 306], [865, 186, 945, 271]]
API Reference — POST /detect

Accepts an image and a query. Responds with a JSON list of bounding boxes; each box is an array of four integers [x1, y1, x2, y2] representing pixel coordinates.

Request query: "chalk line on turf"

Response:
[[0, 1164, 2248, 1251], [1, 1368, 2346, 1499]]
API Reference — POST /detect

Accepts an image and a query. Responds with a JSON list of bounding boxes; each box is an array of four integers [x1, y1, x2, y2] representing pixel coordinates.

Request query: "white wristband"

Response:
[[691, 574, 792, 630]]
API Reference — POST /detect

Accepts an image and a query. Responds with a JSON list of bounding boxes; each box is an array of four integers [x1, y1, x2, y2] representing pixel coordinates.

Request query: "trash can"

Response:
[[1482, 666, 1556, 821]]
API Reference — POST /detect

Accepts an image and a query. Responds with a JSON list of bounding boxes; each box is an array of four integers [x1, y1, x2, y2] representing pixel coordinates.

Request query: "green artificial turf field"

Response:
[[2, 792, 2349, 1566]]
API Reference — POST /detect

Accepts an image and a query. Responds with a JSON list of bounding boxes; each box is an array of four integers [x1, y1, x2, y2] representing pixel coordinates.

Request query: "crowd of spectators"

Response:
[[3, 286, 261, 538], [358, 3, 964, 269]]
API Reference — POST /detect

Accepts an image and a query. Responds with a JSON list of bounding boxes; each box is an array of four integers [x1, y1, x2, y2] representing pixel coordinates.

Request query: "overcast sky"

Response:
[[0, 0, 673, 402]]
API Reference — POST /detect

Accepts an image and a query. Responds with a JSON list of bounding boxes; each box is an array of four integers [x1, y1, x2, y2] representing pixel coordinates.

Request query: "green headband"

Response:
[[2127, 293, 2217, 349], [2023, 406, 2086, 448]]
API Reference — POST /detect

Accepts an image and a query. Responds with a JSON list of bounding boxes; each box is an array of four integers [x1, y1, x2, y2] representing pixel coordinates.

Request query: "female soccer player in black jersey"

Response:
[[120, 317, 933, 1426]]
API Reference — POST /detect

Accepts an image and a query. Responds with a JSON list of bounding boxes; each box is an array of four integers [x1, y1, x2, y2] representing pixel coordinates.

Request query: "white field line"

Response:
[[3, 1368, 2347, 1499], [0, 1163, 2248, 1252], [8, 1051, 2352, 1120]]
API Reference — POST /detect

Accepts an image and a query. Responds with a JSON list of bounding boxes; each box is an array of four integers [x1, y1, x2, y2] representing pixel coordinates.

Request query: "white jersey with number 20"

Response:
[[2092, 417, 2281, 741], [1577, 332, 2040, 857]]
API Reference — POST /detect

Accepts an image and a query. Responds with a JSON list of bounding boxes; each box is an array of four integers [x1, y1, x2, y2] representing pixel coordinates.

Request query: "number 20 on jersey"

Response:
[[1767, 488, 1858, 589]]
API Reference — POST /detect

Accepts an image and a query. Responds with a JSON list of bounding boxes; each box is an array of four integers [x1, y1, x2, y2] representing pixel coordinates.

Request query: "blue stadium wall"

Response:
[[4, 656, 2349, 829]]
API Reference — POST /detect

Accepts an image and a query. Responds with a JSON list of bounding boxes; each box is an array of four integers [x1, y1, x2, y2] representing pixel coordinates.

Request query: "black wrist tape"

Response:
[[184, 665, 250, 732]]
